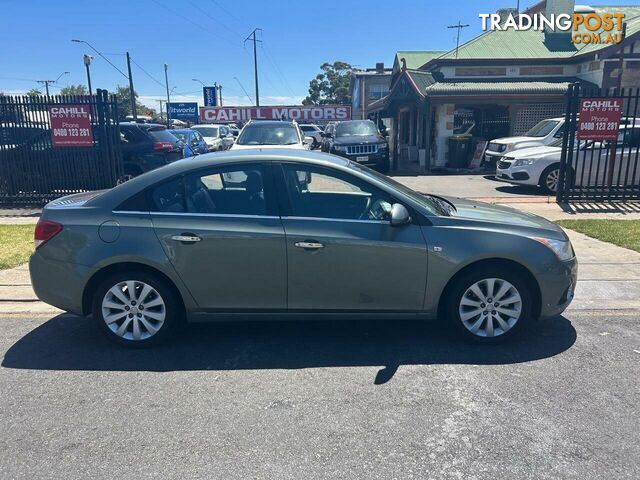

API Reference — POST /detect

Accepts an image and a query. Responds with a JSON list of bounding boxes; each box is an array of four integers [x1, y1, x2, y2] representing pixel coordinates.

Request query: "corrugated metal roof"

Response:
[[425, 81, 572, 95], [394, 51, 445, 70], [437, 6, 640, 60]]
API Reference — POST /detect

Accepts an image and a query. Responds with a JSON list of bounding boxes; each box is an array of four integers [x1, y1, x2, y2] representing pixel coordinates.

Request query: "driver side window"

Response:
[[281, 164, 392, 221]]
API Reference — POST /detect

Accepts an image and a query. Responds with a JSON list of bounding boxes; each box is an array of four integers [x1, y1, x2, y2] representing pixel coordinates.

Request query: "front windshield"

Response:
[[236, 124, 300, 145], [335, 121, 377, 137], [347, 162, 451, 216], [525, 120, 560, 137], [193, 127, 218, 137]]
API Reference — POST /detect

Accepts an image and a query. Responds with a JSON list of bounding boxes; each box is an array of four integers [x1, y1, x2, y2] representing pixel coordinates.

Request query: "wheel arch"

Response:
[[437, 257, 542, 321], [82, 262, 186, 317]]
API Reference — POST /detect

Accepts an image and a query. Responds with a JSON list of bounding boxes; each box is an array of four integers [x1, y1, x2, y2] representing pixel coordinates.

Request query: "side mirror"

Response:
[[390, 203, 410, 226], [303, 136, 314, 145]]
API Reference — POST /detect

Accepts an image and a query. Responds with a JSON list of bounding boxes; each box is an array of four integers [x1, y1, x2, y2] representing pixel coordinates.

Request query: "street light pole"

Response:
[[83, 54, 93, 95], [125, 52, 137, 121], [164, 64, 171, 127]]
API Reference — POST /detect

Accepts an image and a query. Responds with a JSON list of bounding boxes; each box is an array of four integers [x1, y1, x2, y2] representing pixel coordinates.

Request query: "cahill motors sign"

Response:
[[200, 105, 351, 123], [578, 98, 623, 141], [480, 11, 625, 45], [48, 104, 93, 147]]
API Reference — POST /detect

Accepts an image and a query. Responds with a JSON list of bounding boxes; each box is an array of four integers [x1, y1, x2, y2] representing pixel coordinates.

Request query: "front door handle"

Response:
[[171, 234, 201, 243], [295, 241, 324, 250]]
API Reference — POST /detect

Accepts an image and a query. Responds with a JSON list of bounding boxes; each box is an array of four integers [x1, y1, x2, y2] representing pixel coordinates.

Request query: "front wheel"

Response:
[[539, 164, 560, 194], [447, 267, 533, 343], [93, 272, 181, 347]]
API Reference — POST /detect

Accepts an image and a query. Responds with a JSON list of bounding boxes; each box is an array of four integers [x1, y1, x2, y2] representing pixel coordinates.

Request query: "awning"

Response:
[[424, 81, 573, 96]]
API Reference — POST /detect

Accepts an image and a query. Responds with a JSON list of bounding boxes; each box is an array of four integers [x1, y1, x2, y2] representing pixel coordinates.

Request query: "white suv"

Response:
[[231, 120, 313, 150], [485, 117, 566, 166], [191, 124, 233, 152]]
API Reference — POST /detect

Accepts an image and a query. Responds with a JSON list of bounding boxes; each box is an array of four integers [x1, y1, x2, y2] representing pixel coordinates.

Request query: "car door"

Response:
[[276, 162, 428, 312], [150, 162, 287, 311]]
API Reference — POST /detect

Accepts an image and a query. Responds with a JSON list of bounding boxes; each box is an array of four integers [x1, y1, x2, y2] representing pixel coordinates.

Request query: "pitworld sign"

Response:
[[203, 86, 218, 107], [167, 102, 199, 120], [200, 105, 352, 123]]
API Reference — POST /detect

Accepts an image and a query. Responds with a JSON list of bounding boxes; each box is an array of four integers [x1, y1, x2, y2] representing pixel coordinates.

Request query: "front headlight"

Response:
[[531, 237, 574, 261], [333, 145, 347, 152], [514, 158, 536, 167], [502, 143, 513, 152], [378, 142, 388, 150]]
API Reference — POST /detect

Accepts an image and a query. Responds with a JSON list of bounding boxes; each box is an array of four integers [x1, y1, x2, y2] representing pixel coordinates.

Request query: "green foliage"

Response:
[[303, 61, 352, 105], [555, 220, 640, 253], [26, 89, 42, 97], [59, 84, 89, 96], [112, 85, 156, 119], [0, 225, 34, 270]]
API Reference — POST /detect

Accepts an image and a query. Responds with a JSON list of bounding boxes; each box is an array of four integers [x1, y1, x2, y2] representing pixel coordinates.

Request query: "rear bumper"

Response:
[[29, 252, 90, 315], [539, 256, 578, 319]]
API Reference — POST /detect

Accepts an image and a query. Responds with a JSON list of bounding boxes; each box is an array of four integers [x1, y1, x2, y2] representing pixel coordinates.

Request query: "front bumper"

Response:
[[331, 149, 389, 168], [539, 256, 578, 319], [496, 160, 537, 186]]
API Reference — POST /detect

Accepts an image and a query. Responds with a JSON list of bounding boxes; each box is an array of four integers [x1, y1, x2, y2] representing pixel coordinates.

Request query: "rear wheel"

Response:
[[93, 272, 180, 347], [539, 164, 560, 194], [447, 267, 533, 343]]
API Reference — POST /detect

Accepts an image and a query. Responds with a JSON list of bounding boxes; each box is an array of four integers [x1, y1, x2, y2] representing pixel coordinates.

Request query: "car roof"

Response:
[[245, 120, 297, 126], [191, 124, 223, 128], [171, 128, 192, 133]]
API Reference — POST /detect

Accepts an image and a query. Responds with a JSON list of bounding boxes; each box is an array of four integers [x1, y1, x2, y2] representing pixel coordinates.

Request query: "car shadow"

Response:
[[2, 314, 577, 383]]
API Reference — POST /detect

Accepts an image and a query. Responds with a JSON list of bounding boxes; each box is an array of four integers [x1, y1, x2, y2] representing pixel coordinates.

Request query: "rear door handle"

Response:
[[171, 234, 201, 243], [295, 241, 324, 250]]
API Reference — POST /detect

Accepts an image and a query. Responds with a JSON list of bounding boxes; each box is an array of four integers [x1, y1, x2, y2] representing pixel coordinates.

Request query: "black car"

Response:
[[322, 120, 389, 172], [119, 123, 183, 180]]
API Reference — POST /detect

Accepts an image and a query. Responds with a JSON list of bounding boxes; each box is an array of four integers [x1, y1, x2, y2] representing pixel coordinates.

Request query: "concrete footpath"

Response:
[[0, 230, 638, 316]]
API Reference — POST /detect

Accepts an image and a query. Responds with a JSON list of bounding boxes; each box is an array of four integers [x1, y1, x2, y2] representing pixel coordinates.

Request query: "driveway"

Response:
[[390, 174, 549, 200]]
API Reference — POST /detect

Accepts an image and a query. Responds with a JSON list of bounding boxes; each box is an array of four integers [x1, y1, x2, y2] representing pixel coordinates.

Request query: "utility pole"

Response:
[[37, 71, 69, 96], [83, 54, 93, 95], [218, 84, 223, 106], [164, 64, 171, 127], [447, 21, 470, 59], [126, 52, 137, 121], [244, 28, 262, 107]]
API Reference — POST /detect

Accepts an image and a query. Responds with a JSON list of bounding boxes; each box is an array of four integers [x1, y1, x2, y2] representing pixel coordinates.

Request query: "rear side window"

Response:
[[150, 177, 185, 213], [148, 128, 179, 144]]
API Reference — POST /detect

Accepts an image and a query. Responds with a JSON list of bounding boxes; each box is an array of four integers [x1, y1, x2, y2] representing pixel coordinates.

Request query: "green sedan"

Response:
[[30, 149, 577, 346]]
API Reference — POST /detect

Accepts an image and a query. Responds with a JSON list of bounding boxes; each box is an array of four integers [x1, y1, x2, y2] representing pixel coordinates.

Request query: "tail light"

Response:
[[34, 219, 63, 249], [154, 141, 174, 151]]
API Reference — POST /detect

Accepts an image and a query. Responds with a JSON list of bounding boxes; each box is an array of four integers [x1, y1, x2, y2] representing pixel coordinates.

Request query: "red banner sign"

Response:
[[48, 104, 94, 147], [577, 98, 623, 141], [199, 105, 351, 123]]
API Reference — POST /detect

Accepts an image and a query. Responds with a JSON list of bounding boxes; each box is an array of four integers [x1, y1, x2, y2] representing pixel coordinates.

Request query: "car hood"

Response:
[[490, 136, 537, 146], [231, 143, 306, 150], [506, 145, 561, 159], [443, 196, 567, 239], [333, 135, 384, 145]]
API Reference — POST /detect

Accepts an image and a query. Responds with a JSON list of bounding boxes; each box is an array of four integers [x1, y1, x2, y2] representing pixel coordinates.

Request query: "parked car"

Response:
[[170, 129, 208, 157], [496, 125, 640, 193], [119, 123, 183, 181], [300, 124, 323, 148], [322, 120, 390, 172], [231, 120, 313, 150], [30, 149, 576, 347], [320, 123, 336, 152], [191, 124, 233, 152], [484, 117, 567, 167]]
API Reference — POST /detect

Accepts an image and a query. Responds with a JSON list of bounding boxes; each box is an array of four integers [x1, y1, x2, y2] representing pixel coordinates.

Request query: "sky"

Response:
[[1, 0, 638, 110]]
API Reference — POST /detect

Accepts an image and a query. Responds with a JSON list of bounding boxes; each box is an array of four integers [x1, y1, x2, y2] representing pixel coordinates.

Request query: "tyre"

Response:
[[376, 157, 390, 173], [446, 266, 533, 343], [539, 164, 560, 194], [92, 271, 181, 347]]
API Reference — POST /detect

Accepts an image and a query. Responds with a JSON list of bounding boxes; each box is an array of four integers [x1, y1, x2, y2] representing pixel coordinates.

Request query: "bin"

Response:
[[448, 135, 472, 168]]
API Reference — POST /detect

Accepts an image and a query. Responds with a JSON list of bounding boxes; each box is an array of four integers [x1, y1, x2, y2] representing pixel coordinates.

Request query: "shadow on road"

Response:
[[2, 314, 576, 383]]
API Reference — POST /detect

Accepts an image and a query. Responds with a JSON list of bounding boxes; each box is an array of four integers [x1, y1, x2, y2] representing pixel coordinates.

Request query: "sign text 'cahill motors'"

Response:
[[200, 105, 351, 123]]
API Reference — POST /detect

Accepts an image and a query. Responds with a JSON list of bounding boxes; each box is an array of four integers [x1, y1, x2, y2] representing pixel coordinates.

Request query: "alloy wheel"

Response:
[[458, 278, 522, 338], [545, 168, 559, 192], [101, 280, 166, 341]]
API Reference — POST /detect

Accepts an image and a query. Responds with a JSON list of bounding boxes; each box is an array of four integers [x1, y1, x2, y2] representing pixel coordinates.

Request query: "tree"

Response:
[[112, 85, 156, 119], [26, 88, 42, 97], [303, 61, 352, 105], [60, 84, 89, 96]]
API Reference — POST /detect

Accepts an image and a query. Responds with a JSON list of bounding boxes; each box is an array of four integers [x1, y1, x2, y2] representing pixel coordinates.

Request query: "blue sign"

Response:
[[167, 102, 199, 120], [203, 86, 218, 107]]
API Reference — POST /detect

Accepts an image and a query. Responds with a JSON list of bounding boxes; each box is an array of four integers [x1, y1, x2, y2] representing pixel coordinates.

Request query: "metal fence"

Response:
[[557, 84, 640, 203], [0, 89, 123, 206]]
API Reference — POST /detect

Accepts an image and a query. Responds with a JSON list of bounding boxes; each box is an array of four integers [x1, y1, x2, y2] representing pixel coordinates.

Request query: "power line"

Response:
[[129, 57, 166, 88], [188, 0, 243, 38], [260, 42, 295, 98], [209, 0, 249, 29]]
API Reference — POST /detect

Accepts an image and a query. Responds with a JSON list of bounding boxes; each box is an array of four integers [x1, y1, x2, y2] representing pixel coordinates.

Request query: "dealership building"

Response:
[[366, 0, 640, 172]]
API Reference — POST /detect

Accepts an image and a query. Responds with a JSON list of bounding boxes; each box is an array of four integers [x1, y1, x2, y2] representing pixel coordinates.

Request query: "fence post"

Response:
[[557, 83, 576, 203]]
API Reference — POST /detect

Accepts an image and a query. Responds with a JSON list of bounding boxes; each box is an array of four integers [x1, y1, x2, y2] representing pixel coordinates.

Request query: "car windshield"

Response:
[[148, 128, 179, 144], [236, 124, 300, 145], [194, 127, 218, 137], [525, 120, 560, 137], [336, 121, 377, 137], [347, 162, 452, 216], [171, 132, 188, 143]]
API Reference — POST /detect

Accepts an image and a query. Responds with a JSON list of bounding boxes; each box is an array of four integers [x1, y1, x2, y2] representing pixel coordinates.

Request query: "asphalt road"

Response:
[[1, 311, 639, 479]]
